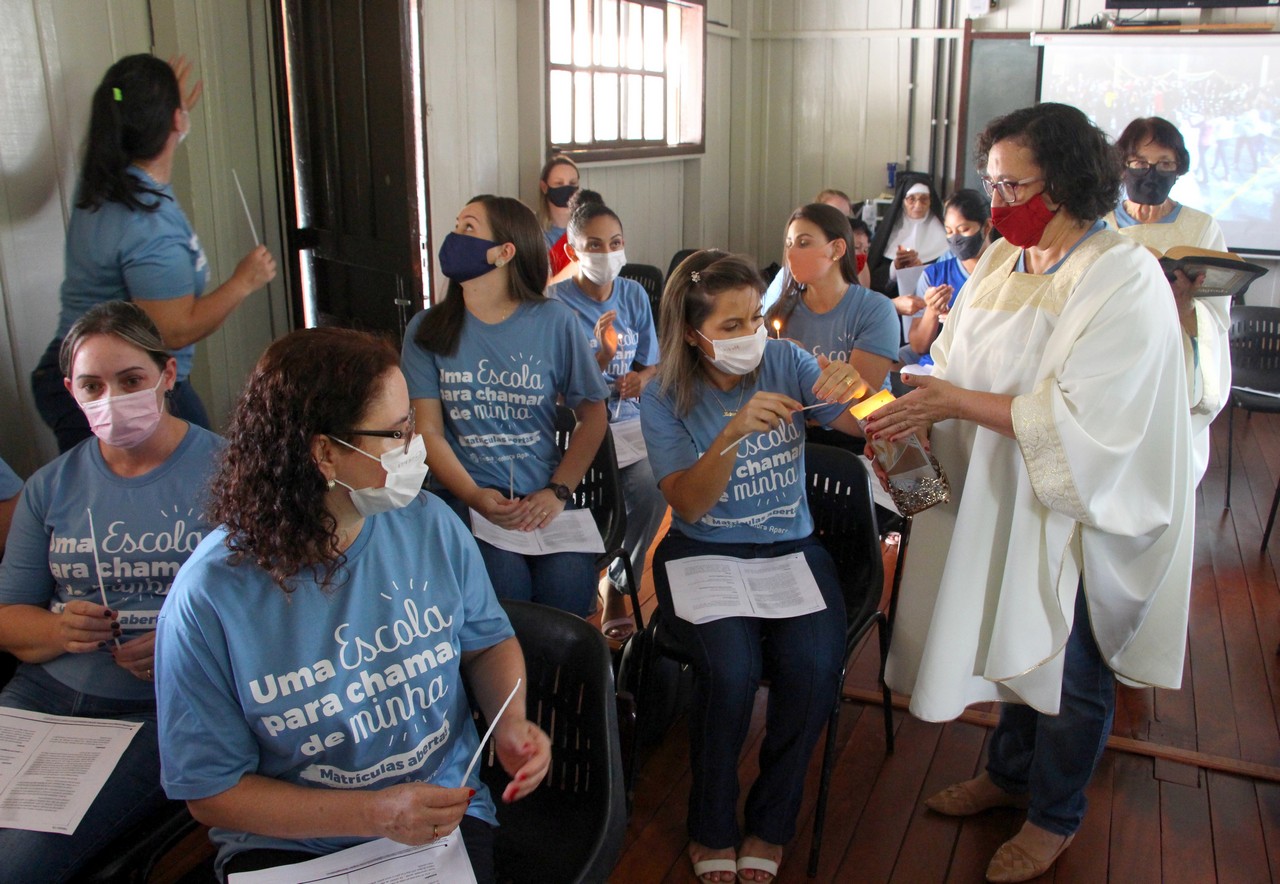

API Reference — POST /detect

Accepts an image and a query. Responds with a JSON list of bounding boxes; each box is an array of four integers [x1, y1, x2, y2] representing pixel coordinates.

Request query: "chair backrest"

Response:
[[1229, 305, 1280, 391], [619, 263, 664, 335], [803, 442, 885, 642], [480, 600, 627, 883], [667, 248, 699, 282], [553, 404, 627, 554]]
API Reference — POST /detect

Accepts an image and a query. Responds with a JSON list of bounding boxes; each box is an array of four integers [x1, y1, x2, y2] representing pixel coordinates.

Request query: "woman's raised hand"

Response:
[[233, 246, 278, 294], [725, 392, 801, 443], [923, 284, 953, 315], [594, 310, 619, 363], [813, 355, 869, 404], [167, 55, 203, 113]]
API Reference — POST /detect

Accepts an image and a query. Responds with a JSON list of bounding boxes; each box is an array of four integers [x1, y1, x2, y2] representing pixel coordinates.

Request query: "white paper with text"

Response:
[[0, 709, 141, 835], [663, 553, 827, 625], [470, 508, 605, 555], [227, 833, 476, 884], [610, 419, 648, 469]]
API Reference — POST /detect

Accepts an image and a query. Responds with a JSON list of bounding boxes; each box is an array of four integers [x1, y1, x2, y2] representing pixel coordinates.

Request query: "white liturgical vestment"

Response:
[[886, 230, 1195, 722]]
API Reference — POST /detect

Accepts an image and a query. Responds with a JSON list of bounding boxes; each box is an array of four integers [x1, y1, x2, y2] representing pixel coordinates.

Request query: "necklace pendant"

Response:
[[723, 410, 736, 417]]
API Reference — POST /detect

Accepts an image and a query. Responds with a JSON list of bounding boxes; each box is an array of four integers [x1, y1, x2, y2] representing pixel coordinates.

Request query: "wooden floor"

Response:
[[610, 408, 1280, 884]]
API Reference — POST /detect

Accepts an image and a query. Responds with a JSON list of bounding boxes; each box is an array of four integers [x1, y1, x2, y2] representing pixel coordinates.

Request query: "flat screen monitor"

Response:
[[1037, 33, 1280, 255]]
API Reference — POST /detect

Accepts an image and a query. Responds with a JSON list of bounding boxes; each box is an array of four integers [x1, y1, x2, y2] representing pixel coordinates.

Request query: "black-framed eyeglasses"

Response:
[[338, 409, 416, 456], [979, 175, 1043, 203], [1125, 159, 1179, 175]]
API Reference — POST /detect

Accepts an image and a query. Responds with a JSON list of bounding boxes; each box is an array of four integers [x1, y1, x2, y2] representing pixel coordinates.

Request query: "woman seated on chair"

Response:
[[402, 195, 609, 617], [639, 250, 868, 883], [548, 190, 666, 642], [155, 327, 551, 882], [0, 301, 223, 883]]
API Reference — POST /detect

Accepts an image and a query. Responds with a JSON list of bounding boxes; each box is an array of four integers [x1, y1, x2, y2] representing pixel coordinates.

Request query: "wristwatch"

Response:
[[547, 482, 572, 501]]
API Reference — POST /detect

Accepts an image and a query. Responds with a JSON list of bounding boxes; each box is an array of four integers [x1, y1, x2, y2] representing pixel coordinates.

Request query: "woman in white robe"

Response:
[[1105, 116, 1230, 482], [864, 103, 1194, 884]]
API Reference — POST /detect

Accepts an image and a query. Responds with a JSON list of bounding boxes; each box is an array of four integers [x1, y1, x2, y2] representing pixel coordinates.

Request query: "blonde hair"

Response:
[[536, 154, 579, 230], [656, 250, 766, 417], [60, 300, 170, 376]]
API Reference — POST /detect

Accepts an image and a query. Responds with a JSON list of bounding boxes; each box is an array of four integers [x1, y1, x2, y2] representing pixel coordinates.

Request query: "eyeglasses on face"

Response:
[[338, 408, 417, 456], [979, 175, 1044, 203], [1125, 159, 1179, 175]]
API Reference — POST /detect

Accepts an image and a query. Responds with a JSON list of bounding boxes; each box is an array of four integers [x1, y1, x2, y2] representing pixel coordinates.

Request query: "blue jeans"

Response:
[[986, 586, 1116, 837], [438, 492, 597, 617], [653, 531, 846, 849], [0, 665, 168, 884], [32, 337, 210, 453], [607, 456, 668, 591]]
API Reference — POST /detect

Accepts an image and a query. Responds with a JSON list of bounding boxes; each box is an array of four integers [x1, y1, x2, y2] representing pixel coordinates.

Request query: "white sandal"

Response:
[[691, 857, 738, 882], [736, 854, 779, 881]]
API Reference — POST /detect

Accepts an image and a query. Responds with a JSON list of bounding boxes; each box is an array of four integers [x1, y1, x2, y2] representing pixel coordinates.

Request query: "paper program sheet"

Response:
[[610, 419, 648, 468], [227, 833, 477, 884], [470, 507, 605, 555], [0, 708, 141, 835], [663, 553, 827, 625]]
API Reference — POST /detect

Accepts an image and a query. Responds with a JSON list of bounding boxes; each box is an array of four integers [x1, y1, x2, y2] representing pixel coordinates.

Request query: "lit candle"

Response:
[[772, 319, 781, 339]]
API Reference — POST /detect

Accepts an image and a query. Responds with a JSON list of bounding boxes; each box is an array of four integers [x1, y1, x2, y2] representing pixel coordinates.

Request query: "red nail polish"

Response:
[[468, 788, 476, 798]]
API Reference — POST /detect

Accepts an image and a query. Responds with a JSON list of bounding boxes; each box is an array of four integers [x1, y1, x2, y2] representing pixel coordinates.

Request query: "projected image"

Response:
[[1040, 36, 1280, 254]]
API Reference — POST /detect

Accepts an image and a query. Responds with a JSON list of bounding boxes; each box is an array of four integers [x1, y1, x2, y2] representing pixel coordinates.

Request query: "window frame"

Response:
[[544, 0, 706, 163]]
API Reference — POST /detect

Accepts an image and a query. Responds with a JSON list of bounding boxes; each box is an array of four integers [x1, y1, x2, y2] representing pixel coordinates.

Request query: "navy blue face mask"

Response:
[[438, 232, 502, 284], [545, 184, 578, 208], [1123, 168, 1178, 206]]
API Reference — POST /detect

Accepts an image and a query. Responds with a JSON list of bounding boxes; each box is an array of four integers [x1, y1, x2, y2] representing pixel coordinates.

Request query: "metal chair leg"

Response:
[[1226, 405, 1235, 510], [807, 669, 846, 878], [1262, 476, 1280, 555]]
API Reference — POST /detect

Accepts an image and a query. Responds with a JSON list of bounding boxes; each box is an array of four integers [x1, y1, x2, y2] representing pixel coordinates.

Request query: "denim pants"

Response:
[[606, 456, 668, 592], [986, 586, 1116, 837], [32, 337, 211, 453], [653, 531, 846, 849], [438, 491, 597, 617], [0, 665, 168, 884]]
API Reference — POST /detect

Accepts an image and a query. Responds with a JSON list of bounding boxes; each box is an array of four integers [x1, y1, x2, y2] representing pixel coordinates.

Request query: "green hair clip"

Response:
[[112, 87, 122, 102]]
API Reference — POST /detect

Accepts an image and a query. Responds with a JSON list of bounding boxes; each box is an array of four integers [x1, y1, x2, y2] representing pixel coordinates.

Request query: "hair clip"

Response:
[[690, 271, 701, 283], [112, 87, 123, 102]]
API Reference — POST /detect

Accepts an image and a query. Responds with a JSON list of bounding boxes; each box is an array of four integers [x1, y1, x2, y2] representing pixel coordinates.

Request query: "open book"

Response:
[[1153, 246, 1267, 300]]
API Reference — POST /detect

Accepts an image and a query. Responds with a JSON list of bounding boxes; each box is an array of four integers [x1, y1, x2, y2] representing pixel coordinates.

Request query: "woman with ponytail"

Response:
[[32, 54, 276, 452]]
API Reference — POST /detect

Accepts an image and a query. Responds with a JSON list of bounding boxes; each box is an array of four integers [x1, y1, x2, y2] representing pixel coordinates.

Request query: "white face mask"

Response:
[[578, 249, 627, 286], [697, 324, 768, 376], [331, 434, 429, 517]]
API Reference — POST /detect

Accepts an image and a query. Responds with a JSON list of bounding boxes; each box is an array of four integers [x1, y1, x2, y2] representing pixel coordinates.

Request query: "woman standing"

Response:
[[156, 328, 549, 881], [32, 54, 276, 452], [865, 104, 1193, 882], [0, 301, 222, 882], [403, 196, 608, 617], [536, 154, 580, 283], [641, 251, 867, 883], [1105, 116, 1230, 481], [547, 191, 665, 641]]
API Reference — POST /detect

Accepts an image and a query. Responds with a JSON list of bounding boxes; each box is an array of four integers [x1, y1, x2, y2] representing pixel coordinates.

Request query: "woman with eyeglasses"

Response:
[[1104, 116, 1230, 481], [155, 328, 550, 882], [865, 172, 947, 315], [863, 103, 1193, 882], [402, 196, 609, 618], [0, 301, 223, 883]]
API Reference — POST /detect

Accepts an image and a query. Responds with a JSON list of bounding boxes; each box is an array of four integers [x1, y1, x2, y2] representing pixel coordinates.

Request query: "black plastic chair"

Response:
[[1225, 306, 1280, 516], [72, 805, 199, 884], [666, 248, 698, 282], [619, 263, 664, 336], [627, 442, 893, 878], [478, 600, 627, 883], [553, 405, 642, 634]]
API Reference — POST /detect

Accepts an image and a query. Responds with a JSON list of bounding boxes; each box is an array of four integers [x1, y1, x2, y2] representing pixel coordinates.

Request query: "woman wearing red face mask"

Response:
[[0, 300, 222, 882], [863, 103, 1194, 882]]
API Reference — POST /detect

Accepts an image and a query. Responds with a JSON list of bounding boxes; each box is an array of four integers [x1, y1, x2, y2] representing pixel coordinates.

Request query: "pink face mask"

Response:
[[79, 377, 166, 448]]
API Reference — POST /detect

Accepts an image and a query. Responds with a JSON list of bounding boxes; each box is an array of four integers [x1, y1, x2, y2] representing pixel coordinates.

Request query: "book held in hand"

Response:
[[1152, 245, 1267, 300]]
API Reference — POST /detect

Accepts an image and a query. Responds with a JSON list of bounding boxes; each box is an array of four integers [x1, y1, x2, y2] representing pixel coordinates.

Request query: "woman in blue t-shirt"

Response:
[[537, 154, 579, 284], [0, 301, 222, 883], [905, 189, 995, 363], [548, 191, 666, 641], [31, 54, 276, 453], [403, 196, 609, 617], [640, 251, 867, 883], [155, 328, 550, 882]]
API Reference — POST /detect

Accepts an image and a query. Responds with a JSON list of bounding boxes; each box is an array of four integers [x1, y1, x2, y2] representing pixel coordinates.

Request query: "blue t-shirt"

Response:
[[761, 268, 790, 312], [0, 426, 222, 700], [914, 255, 971, 309], [547, 276, 659, 423], [156, 494, 513, 872], [777, 283, 899, 363], [57, 168, 209, 379], [640, 339, 844, 544], [0, 457, 20, 499], [1113, 200, 1183, 228], [402, 299, 609, 496], [544, 225, 566, 249]]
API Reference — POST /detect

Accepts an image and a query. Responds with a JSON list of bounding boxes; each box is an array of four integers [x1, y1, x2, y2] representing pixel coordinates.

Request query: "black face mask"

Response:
[[947, 229, 985, 261], [545, 184, 578, 208], [1123, 168, 1178, 206]]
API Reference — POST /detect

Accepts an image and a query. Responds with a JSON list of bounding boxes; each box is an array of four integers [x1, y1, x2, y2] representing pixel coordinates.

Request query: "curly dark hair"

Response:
[[1115, 116, 1191, 176], [976, 103, 1121, 224], [209, 327, 400, 593]]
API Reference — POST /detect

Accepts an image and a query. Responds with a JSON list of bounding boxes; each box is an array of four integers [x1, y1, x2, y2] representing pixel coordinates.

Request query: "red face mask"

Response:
[[855, 253, 867, 273], [991, 193, 1057, 249]]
